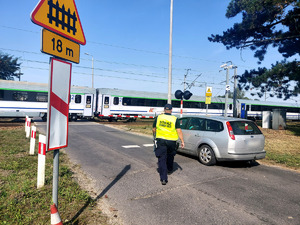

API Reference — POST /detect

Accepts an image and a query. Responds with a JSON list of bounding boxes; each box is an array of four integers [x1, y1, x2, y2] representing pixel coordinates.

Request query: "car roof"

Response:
[[179, 115, 252, 122]]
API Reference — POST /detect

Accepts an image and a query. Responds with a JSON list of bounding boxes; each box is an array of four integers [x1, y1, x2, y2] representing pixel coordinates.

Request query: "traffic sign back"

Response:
[[31, 0, 86, 45]]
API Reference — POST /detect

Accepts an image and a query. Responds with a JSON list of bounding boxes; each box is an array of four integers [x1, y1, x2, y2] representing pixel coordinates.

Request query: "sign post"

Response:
[[47, 57, 72, 207], [205, 87, 212, 115], [31, 0, 85, 209]]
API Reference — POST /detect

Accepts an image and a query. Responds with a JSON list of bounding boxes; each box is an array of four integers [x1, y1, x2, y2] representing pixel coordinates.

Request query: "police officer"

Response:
[[152, 104, 184, 185]]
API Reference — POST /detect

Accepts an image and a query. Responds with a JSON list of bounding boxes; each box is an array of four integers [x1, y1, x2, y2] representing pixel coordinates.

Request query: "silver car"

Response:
[[177, 116, 266, 166]]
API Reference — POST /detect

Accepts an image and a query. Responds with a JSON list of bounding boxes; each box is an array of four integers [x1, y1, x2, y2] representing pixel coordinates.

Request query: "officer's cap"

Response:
[[164, 104, 173, 110]]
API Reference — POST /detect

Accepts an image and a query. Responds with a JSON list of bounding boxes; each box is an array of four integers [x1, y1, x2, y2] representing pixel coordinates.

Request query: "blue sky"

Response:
[[0, 0, 298, 103]]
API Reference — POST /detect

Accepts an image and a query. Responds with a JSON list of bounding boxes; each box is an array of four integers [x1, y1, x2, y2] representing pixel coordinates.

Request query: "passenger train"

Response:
[[1, 80, 299, 121], [0, 80, 95, 121]]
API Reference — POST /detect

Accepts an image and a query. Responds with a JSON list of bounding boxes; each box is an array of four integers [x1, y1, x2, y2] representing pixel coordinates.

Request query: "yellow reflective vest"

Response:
[[155, 114, 178, 141]]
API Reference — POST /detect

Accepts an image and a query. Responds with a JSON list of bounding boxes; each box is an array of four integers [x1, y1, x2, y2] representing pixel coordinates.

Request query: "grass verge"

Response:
[[0, 126, 110, 225]]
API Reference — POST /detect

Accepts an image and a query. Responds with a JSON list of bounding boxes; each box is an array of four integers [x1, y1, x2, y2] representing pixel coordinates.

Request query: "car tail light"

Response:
[[226, 122, 235, 140]]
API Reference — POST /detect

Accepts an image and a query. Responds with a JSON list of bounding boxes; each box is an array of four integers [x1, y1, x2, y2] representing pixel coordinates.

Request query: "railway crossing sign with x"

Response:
[[31, 0, 86, 45]]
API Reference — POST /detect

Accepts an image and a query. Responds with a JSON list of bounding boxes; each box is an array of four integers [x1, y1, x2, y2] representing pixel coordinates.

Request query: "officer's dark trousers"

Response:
[[155, 138, 176, 182]]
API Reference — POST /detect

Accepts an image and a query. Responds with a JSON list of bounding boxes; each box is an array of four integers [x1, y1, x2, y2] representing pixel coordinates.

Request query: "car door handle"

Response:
[[195, 134, 201, 137]]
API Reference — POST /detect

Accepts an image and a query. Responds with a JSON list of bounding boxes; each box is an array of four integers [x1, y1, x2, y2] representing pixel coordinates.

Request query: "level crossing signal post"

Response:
[[175, 90, 193, 117], [31, 0, 86, 209]]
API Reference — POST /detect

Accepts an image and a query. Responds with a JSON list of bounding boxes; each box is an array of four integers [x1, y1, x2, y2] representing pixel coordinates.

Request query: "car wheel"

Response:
[[198, 145, 216, 166]]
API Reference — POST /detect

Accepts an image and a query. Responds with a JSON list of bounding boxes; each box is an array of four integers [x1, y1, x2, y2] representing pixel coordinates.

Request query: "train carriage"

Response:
[[1, 80, 299, 121], [94, 88, 300, 121], [0, 80, 96, 121]]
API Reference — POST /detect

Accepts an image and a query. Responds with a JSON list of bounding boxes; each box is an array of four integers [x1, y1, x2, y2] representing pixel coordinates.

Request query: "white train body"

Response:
[[0, 80, 95, 120], [1, 80, 299, 121], [94, 88, 300, 121]]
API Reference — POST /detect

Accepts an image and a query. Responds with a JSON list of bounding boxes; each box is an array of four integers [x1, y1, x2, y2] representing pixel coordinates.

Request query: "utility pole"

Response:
[[167, 0, 173, 104], [85, 53, 94, 89], [220, 62, 232, 117], [233, 66, 238, 117], [18, 69, 22, 81]]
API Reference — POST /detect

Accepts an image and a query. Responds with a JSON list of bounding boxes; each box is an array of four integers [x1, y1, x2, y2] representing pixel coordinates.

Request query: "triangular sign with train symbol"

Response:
[[31, 0, 86, 45]]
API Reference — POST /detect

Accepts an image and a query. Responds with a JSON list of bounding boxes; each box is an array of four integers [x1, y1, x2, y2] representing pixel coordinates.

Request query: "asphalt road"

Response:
[[35, 120, 300, 225]]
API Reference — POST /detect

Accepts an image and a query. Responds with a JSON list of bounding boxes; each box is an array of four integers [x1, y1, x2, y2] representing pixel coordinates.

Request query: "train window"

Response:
[[251, 105, 261, 111], [104, 96, 109, 104], [157, 99, 167, 107], [13, 91, 28, 101], [246, 105, 250, 111], [122, 97, 167, 107], [0, 90, 4, 100], [113, 97, 119, 105], [36, 93, 48, 102], [229, 104, 233, 110], [137, 98, 145, 106], [208, 102, 223, 109], [75, 95, 82, 104], [150, 99, 157, 107], [123, 97, 131, 106], [172, 100, 180, 108], [86, 96, 91, 104]]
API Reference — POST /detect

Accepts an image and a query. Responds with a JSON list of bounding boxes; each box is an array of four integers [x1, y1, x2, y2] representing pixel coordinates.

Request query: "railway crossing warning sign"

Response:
[[31, 0, 86, 45], [47, 58, 72, 151], [205, 87, 212, 104]]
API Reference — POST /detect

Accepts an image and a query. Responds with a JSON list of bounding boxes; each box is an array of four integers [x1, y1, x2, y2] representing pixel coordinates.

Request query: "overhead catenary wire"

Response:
[[0, 47, 221, 78], [0, 25, 254, 70], [0, 25, 232, 93]]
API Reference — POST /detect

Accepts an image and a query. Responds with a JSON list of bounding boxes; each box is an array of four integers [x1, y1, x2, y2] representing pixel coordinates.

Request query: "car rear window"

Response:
[[229, 121, 262, 135]]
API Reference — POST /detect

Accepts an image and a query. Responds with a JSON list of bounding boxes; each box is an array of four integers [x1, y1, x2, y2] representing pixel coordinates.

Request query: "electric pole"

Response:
[[167, 0, 173, 104], [220, 62, 232, 117], [233, 66, 238, 117]]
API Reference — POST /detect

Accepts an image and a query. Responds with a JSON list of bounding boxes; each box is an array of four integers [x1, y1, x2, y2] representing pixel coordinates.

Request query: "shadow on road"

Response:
[[177, 152, 261, 168], [65, 164, 131, 224], [217, 160, 261, 168]]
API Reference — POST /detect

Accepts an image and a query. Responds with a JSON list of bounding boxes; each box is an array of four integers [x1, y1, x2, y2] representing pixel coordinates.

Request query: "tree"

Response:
[[208, 0, 300, 100], [218, 88, 250, 100], [0, 52, 22, 80]]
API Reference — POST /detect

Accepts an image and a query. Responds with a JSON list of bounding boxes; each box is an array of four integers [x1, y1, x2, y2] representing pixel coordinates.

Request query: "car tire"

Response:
[[198, 145, 216, 166]]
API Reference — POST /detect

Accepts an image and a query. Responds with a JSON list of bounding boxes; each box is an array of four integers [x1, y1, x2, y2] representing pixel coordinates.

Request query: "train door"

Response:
[[83, 94, 93, 117], [102, 95, 111, 116], [240, 103, 247, 119]]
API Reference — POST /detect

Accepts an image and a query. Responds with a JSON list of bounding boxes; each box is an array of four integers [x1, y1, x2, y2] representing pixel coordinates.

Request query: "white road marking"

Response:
[[122, 145, 140, 148], [143, 144, 154, 147]]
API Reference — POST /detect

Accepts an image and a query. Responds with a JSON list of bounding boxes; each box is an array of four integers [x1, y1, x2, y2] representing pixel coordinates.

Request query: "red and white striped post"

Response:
[[25, 115, 28, 132], [37, 134, 46, 189], [29, 126, 37, 155], [180, 99, 183, 118], [26, 118, 31, 138]]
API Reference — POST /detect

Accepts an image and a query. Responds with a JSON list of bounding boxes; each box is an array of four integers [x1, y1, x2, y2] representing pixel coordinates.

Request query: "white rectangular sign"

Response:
[[47, 58, 72, 151]]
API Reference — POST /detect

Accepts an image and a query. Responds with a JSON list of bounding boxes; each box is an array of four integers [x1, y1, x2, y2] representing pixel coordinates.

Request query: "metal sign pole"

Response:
[[52, 149, 59, 207]]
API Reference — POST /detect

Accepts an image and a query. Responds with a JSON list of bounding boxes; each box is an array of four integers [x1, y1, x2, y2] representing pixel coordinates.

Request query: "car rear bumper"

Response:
[[218, 151, 266, 161]]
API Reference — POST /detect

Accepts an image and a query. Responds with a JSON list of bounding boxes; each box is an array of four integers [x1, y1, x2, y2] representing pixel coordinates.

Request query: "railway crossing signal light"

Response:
[[175, 90, 183, 99], [183, 90, 192, 100], [175, 90, 193, 100]]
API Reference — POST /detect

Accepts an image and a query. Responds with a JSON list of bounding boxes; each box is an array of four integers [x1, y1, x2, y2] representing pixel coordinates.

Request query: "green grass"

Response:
[[0, 127, 109, 225], [265, 152, 300, 168]]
